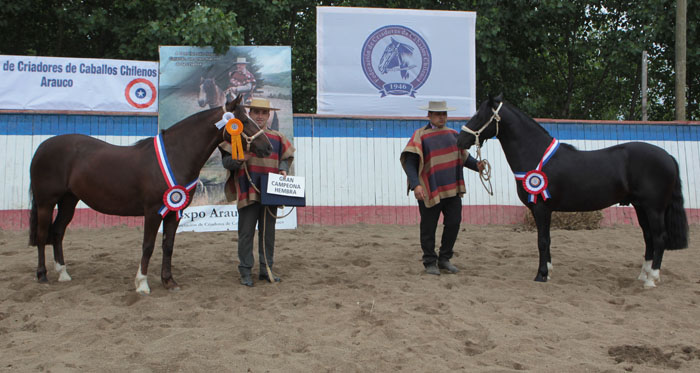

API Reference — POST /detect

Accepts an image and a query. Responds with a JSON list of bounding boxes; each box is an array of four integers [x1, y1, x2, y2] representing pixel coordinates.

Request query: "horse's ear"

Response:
[[494, 93, 503, 104], [226, 94, 242, 112]]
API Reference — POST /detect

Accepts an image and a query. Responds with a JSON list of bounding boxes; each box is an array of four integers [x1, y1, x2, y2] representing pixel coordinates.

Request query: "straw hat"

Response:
[[242, 98, 280, 111], [418, 100, 456, 112], [235, 57, 249, 64]]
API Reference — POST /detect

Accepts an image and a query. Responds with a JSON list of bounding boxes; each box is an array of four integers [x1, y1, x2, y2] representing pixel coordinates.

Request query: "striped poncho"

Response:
[[225, 129, 295, 209], [400, 125, 468, 208]]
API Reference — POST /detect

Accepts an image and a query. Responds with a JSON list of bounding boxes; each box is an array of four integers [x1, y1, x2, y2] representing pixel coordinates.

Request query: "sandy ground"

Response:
[[1, 223, 699, 372]]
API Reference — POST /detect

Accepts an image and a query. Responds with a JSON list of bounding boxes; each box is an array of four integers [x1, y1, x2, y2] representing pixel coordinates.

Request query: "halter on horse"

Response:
[[457, 94, 688, 288]]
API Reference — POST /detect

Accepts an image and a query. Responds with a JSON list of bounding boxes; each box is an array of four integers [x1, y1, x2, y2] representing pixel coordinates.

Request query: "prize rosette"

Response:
[[522, 170, 548, 195], [163, 185, 190, 212]]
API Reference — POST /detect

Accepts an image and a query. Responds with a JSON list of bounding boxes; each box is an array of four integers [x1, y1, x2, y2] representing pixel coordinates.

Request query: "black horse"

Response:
[[29, 95, 273, 294], [457, 95, 688, 288]]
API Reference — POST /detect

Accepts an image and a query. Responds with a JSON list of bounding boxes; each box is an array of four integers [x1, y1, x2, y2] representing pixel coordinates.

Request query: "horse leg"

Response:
[[51, 193, 79, 282], [643, 208, 666, 288], [532, 208, 552, 282], [160, 214, 181, 291], [135, 214, 161, 295], [633, 205, 654, 282], [34, 204, 54, 283]]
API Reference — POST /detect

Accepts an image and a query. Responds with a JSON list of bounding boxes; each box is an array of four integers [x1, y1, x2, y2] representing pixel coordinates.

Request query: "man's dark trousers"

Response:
[[237, 202, 277, 276], [418, 196, 462, 267]]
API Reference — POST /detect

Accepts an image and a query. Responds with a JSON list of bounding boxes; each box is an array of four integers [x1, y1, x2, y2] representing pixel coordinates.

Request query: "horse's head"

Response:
[[198, 77, 221, 108], [224, 95, 273, 157], [457, 94, 504, 150], [378, 38, 415, 79]]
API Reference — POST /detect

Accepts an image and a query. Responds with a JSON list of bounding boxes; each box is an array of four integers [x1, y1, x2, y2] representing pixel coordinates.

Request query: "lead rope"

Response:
[[243, 163, 295, 283], [474, 146, 494, 196]]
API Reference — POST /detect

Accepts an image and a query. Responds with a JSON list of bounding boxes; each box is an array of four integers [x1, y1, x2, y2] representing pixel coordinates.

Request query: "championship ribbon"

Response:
[[225, 118, 245, 160], [154, 134, 198, 219], [514, 138, 560, 204]]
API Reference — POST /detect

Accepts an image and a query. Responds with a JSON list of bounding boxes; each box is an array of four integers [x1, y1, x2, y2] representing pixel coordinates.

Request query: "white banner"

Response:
[[160, 205, 297, 233], [316, 7, 477, 117], [0, 55, 158, 112]]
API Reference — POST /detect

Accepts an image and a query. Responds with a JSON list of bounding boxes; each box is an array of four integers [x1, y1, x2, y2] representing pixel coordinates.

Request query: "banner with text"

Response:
[[165, 205, 297, 233], [0, 55, 158, 112], [317, 7, 477, 117]]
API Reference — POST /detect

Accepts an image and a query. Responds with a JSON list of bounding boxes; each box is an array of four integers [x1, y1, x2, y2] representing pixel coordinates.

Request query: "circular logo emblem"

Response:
[[523, 170, 548, 194], [361, 25, 431, 97], [163, 185, 189, 211], [125, 78, 157, 109]]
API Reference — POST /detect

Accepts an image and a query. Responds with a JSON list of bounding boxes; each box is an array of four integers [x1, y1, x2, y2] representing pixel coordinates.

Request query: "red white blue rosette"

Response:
[[513, 138, 560, 204], [522, 170, 548, 196], [163, 185, 190, 212], [154, 134, 198, 219]]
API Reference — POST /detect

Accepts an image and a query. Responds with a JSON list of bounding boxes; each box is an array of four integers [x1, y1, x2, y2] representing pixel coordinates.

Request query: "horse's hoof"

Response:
[[162, 278, 180, 291], [57, 272, 72, 282], [643, 279, 656, 289], [534, 273, 548, 282], [37, 274, 48, 283]]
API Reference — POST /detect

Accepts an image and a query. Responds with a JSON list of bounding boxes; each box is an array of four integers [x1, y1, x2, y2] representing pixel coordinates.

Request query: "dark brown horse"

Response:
[[28, 95, 272, 294]]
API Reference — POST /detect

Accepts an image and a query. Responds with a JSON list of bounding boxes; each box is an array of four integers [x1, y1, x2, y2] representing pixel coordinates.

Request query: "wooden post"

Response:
[[675, 0, 687, 121], [642, 51, 648, 121]]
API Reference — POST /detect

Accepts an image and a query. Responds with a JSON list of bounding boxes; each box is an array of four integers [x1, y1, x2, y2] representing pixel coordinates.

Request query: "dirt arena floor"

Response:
[[1, 224, 699, 372]]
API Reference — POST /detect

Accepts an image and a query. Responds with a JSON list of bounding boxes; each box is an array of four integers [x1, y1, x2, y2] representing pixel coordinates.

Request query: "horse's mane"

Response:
[[131, 106, 224, 147], [504, 101, 578, 150]]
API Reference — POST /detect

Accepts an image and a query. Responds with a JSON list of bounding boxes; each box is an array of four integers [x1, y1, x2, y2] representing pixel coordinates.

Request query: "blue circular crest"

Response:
[[361, 25, 432, 98]]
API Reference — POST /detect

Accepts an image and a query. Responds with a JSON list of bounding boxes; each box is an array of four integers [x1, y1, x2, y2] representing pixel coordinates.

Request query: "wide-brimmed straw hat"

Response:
[[242, 98, 280, 111], [418, 100, 456, 112]]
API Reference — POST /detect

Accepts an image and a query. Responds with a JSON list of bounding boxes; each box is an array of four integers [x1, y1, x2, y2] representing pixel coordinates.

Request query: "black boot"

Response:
[[259, 270, 281, 282], [240, 273, 254, 287], [438, 260, 459, 274]]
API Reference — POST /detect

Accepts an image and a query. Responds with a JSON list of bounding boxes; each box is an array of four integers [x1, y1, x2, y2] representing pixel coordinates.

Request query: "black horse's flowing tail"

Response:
[[665, 159, 689, 250], [28, 186, 37, 246]]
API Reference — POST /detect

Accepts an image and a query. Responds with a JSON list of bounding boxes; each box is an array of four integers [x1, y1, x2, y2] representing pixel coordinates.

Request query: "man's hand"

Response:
[[279, 170, 288, 178], [476, 161, 486, 173], [413, 185, 426, 201]]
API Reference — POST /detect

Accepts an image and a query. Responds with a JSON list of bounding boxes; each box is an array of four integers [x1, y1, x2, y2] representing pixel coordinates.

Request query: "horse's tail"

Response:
[[665, 158, 689, 250], [28, 185, 37, 246]]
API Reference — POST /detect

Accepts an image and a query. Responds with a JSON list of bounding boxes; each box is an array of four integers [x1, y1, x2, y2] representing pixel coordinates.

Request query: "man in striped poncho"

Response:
[[221, 98, 295, 287], [400, 101, 484, 276]]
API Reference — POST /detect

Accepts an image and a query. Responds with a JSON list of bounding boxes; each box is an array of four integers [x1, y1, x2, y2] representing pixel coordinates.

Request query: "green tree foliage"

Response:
[[0, 0, 696, 120]]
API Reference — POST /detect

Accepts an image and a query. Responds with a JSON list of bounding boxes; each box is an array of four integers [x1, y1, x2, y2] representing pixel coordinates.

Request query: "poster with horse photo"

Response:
[[158, 46, 295, 232]]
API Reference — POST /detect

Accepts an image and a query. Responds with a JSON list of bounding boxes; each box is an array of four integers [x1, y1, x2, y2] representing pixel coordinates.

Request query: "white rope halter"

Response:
[[460, 102, 503, 196], [460, 102, 503, 147]]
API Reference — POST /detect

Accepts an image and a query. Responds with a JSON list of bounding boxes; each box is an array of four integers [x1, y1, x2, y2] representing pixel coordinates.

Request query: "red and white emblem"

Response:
[[125, 78, 157, 109]]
